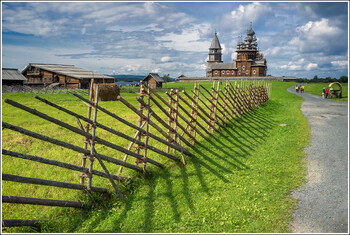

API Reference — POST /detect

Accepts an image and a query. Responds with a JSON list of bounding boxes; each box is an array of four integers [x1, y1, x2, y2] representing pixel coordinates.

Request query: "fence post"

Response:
[[142, 86, 151, 173], [191, 82, 199, 144], [166, 89, 175, 153], [88, 84, 99, 190], [80, 78, 94, 185], [136, 85, 147, 165]]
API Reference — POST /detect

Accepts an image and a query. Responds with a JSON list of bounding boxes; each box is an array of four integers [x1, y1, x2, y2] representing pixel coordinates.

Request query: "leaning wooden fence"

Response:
[[2, 80, 271, 229]]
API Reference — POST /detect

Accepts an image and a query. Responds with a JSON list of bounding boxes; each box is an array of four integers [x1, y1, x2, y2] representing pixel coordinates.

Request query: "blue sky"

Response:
[[1, 1, 349, 79]]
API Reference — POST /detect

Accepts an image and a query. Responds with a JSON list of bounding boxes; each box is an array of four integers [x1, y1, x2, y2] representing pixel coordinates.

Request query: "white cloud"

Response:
[[152, 68, 161, 73], [305, 63, 318, 70], [289, 18, 345, 54], [331, 60, 348, 69], [217, 2, 273, 34], [158, 23, 211, 52], [161, 56, 171, 62]]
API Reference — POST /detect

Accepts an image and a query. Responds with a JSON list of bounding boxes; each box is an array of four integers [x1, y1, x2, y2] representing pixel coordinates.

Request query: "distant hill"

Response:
[[107, 75, 146, 82]]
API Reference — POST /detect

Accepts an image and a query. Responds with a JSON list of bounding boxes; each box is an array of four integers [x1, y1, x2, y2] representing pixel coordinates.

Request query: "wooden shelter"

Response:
[[2, 68, 28, 86], [22, 63, 114, 89], [143, 73, 164, 89]]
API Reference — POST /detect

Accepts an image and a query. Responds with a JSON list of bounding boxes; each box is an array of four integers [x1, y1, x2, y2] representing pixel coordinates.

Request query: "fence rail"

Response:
[[2, 79, 271, 229]]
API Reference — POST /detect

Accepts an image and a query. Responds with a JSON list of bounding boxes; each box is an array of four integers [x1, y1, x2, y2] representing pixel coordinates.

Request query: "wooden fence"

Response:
[[2, 80, 271, 229]]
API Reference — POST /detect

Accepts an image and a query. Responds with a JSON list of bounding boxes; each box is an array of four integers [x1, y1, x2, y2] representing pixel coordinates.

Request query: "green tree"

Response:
[[339, 76, 348, 83], [162, 74, 172, 83]]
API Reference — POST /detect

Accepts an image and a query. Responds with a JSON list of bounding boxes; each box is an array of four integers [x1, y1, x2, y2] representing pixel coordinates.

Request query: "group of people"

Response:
[[322, 87, 332, 99], [295, 85, 305, 93]]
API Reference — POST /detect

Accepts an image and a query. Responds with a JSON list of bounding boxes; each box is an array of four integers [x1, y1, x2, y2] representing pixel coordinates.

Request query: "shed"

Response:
[[2, 68, 28, 86], [143, 73, 164, 89], [22, 63, 115, 89]]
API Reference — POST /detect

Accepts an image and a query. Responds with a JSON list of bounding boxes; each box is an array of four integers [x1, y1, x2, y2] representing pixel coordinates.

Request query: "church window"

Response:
[[227, 70, 230, 74], [222, 71, 225, 75], [238, 71, 241, 75], [253, 70, 256, 75], [242, 65, 245, 70], [245, 70, 249, 75], [232, 71, 234, 75], [215, 71, 218, 75]]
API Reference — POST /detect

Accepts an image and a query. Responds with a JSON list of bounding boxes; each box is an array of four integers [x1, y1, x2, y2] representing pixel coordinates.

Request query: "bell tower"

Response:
[[207, 31, 222, 64]]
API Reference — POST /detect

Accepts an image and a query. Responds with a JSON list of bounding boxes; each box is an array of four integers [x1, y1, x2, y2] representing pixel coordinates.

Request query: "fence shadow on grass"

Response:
[[62, 99, 278, 233]]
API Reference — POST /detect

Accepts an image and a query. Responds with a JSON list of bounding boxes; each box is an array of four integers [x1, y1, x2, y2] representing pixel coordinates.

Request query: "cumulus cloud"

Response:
[[289, 18, 346, 55], [305, 63, 318, 71], [161, 56, 171, 62], [216, 2, 273, 34]]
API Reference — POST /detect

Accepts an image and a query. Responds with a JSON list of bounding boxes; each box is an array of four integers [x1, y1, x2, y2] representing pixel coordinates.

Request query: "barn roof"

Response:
[[2, 68, 28, 81], [22, 63, 114, 80], [143, 73, 164, 83]]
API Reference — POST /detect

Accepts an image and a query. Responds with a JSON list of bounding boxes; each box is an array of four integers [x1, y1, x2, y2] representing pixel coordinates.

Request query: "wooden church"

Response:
[[206, 24, 267, 77]]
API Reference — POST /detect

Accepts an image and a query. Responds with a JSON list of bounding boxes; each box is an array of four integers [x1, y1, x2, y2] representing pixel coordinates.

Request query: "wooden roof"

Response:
[[22, 63, 114, 80], [143, 73, 164, 83], [2, 68, 28, 81]]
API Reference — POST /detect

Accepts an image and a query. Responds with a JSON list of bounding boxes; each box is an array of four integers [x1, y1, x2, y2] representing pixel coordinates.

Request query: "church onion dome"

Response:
[[210, 32, 222, 49], [247, 27, 255, 36]]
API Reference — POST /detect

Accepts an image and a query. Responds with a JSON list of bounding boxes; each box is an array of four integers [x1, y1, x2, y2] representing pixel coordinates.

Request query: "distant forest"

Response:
[[107, 74, 177, 82], [108, 75, 145, 82], [297, 75, 348, 83]]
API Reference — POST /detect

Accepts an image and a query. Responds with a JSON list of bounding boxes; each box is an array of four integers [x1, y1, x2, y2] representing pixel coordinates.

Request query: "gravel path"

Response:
[[287, 86, 348, 233]]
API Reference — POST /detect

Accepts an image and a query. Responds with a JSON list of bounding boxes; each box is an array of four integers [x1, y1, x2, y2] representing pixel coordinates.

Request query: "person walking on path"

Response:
[[325, 88, 329, 98], [287, 86, 348, 233], [322, 87, 325, 99]]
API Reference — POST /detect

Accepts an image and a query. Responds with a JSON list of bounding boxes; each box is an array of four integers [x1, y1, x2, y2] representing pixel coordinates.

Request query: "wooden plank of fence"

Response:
[[80, 79, 94, 185], [2, 174, 108, 193], [190, 83, 199, 144], [166, 91, 209, 139], [180, 90, 220, 132], [137, 82, 196, 143], [35, 96, 177, 163], [4, 99, 163, 169], [87, 84, 98, 190], [73, 94, 192, 157], [135, 97, 194, 148], [2, 122, 143, 172], [2, 219, 43, 228], [228, 83, 246, 115], [2, 195, 88, 208], [119, 95, 193, 149], [196, 88, 226, 127], [2, 149, 125, 181], [166, 89, 175, 153], [117, 121, 147, 175]]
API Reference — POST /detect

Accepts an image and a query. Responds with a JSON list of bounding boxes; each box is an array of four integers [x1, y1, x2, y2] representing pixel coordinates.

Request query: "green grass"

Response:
[[297, 82, 348, 102], [2, 81, 309, 233]]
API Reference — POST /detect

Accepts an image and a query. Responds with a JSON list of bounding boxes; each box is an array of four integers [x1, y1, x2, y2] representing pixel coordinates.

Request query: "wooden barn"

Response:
[[2, 68, 28, 86], [22, 63, 115, 89], [143, 73, 164, 89]]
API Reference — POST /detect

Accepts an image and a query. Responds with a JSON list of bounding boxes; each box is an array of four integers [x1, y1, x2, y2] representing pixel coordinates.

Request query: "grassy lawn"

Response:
[[297, 83, 348, 102], [2, 81, 309, 233]]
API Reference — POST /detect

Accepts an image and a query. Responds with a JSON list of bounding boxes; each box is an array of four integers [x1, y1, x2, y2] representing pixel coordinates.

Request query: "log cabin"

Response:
[[143, 73, 164, 89], [22, 63, 114, 89], [2, 68, 28, 86]]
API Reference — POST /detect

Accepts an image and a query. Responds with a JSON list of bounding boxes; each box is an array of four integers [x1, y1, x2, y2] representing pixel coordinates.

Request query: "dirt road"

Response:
[[287, 87, 348, 233]]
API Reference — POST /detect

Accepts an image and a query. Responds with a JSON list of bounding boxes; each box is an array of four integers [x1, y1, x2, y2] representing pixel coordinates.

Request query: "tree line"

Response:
[[297, 75, 348, 83]]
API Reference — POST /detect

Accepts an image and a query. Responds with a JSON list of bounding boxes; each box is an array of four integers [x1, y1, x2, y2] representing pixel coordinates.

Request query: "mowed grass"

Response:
[[298, 82, 348, 102], [2, 81, 309, 233]]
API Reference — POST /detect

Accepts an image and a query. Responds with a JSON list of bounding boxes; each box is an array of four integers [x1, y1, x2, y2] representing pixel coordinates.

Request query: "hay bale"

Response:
[[92, 83, 120, 101]]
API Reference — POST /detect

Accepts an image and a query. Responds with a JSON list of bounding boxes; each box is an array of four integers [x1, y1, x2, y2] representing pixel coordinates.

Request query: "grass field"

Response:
[[296, 83, 348, 102], [2, 80, 310, 233]]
